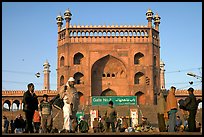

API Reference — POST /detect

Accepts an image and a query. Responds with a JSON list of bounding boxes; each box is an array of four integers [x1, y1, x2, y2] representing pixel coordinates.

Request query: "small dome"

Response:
[[56, 13, 64, 22], [43, 60, 50, 67], [160, 60, 165, 65], [64, 8, 72, 16], [44, 60, 49, 64], [154, 13, 161, 23], [64, 8, 72, 19], [154, 13, 161, 19], [65, 8, 71, 14], [147, 9, 152, 13], [56, 14, 62, 18], [146, 8, 154, 18], [155, 13, 159, 17]]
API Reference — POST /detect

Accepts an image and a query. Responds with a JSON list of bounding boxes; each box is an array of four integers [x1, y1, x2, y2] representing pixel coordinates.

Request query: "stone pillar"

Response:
[[64, 8, 72, 43], [2, 99, 4, 110], [10, 99, 13, 111], [19, 100, 23, 110], [153, 13, 161, 31], [160, 60, 165, 90], [56, 13, 63, 33], [43, 60, 51, 90], [146, 9, 154, 28]]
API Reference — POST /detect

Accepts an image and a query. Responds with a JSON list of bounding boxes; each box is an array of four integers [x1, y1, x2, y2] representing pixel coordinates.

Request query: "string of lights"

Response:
[[165, 67, 202, 74], [2, 80, 57, 86], [165, 81, 201, 85], [176, 82, 201, 90], [2, 69, 57, 76]]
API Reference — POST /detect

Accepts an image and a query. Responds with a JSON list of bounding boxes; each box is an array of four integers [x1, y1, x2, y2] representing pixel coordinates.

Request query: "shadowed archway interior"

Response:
[[91, 54, 127, 96]]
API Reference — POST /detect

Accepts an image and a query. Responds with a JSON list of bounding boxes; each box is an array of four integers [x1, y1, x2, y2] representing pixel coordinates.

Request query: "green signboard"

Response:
[[92, 96, 137, 106]]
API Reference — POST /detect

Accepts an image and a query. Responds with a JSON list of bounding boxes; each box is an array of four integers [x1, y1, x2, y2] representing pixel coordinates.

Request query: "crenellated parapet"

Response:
[[2, 90, 58, 97], [175, 89, 202, 97], [57, 8, 160, 46], [2, 90, 58, 111], [58, 24, 159, 45]]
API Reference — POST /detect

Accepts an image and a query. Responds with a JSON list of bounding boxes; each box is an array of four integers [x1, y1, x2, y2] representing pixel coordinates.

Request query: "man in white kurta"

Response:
[[59, 77, 79, 133]]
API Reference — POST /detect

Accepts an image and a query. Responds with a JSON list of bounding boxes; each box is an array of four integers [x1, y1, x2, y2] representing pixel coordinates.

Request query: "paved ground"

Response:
[[2, 132, 202, 136]]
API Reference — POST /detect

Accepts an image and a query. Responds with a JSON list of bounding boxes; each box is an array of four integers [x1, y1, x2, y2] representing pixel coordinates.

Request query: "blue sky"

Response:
[[2, 2, 202, 91]]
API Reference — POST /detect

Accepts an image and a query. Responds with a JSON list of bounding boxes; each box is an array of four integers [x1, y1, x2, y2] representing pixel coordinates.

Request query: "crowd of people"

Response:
[[2, 80, 202, 134], [158, 86, 202, 132], [2, 114, 26, 133]]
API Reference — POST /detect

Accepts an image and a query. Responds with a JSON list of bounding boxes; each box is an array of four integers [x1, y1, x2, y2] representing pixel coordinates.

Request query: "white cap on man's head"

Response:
[[68, 77, 75, 82], [66, 77, 75, 86]]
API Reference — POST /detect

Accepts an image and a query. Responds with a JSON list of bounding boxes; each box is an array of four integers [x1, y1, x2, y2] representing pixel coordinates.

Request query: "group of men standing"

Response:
[[22, 77, 79, 133], [22, 78, 200, 134], [157, 86, 199, 132]]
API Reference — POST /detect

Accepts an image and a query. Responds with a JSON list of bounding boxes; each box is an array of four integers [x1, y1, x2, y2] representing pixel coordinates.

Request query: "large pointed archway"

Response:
[[91, 54, 127, 96]]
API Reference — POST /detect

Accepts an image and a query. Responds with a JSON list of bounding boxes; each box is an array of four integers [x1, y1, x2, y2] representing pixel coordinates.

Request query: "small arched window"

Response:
[[154, 56, 157, 66], [112, 74, 115, 77], [74, 53, 84, 65], [74, 72, 84, 84], [134, 52, 144, 65], [60, 75, 64, 86], [60, 56, 64, 67], [134, 72, 144, 84]]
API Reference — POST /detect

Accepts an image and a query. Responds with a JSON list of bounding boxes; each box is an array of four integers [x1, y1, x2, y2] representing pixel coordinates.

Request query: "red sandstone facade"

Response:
[[56, 9, 161, 105]]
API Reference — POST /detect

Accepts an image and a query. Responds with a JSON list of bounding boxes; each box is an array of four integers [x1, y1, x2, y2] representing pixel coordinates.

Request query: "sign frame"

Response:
[[91, 96, 137, 106]]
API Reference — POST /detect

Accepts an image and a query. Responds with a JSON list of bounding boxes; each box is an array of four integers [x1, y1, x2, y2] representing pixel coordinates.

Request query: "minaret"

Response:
[[153, 13, 161, 31], [56, 13, 64, 32], [146, 9, 154, 28], [160, 60, 165, 90], [64, 8, 72, 42], [43, 60, 51, 90]]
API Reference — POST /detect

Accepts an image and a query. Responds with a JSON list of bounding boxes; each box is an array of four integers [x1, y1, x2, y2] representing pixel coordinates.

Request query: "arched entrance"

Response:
[[135, 91, 145, 105], [101, 88, 117, 96], [78, 91, 85, 105], [91, 55, 127, 96]]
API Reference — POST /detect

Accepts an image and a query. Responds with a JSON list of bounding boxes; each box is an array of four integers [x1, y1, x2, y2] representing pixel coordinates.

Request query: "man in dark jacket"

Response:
[[22, 83, 38, 133], [3, 116, 9, 133], [183, 87, 198, 132], [104, 101, 117, 132], [79, 116, 89, 133]]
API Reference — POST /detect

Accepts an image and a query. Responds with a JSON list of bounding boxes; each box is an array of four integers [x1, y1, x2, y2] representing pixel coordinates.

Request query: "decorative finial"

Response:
[[146, 8, 154, 19], [154, 12, 161, 23], [64, 8, 72, 20], [56, 12, 64, 24]]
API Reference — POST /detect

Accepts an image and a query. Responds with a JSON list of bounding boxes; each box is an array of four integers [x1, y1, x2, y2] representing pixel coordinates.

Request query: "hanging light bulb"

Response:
[[35, 72, 40, 78]]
